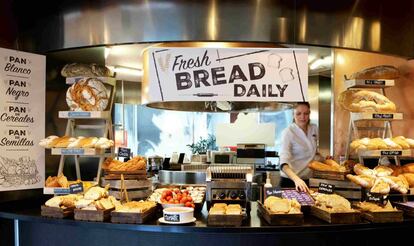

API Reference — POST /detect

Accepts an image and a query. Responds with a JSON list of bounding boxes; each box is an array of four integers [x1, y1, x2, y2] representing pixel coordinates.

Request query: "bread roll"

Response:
[[391, 136, 410, 149], [209, 207, 225, 215], [339, 90, 396, 113], [347, 65, 400, 80]]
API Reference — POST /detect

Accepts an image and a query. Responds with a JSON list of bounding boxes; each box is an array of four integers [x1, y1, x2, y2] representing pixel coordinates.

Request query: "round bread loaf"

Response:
[[339, 90, 396, 112], [66, 78, 109, 111]]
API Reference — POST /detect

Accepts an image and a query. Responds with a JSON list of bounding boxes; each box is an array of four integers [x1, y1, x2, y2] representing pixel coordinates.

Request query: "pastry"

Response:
[[373, 165, 394, 177], [339, 90, 396, 113], [370, 178, 390, 194], [353, 164, 376, 176], [347, 65, 400, 80], [66, 78, 109, 111]]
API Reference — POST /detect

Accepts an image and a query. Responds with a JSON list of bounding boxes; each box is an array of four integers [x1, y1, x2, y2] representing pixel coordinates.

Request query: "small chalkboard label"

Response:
[[364, 191, 387, 206], [164, 214, 180, 222], [380, 150, 402, 156], [318, 183, 335, 194], [372, 113, 393, 119], [364, 79, 385, 85], [118, 147, 131, 158], [264, 188, 283, 199], [69, 183, 84, 194]]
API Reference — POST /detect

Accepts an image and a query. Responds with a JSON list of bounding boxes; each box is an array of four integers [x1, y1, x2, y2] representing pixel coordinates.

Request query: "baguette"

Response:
[[346, 174, 375, 188], [373, 165, 394, 177], [308, 161, 335, 172], [353, 164, 375, 176]]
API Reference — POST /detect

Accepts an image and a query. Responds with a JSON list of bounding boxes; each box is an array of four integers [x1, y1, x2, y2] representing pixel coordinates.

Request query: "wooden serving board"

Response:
[[257, 201, 303, 226], [310, 206, 361, 224], [41, 205, 74, 219], [312, 170, 349, 181], [111, 206, 156, 224], [393, 202, 414, 217], [358, 210, 404, 223], [74, 208, 114, 222], [207, 213, 243, 227]]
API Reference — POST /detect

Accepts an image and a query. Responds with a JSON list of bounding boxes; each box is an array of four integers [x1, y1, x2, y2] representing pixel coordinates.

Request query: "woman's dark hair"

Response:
[[295, 101, 310, 109]]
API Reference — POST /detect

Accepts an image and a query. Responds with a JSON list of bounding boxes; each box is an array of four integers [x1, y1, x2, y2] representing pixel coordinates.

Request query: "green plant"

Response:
[[187, 134, 217, 154]]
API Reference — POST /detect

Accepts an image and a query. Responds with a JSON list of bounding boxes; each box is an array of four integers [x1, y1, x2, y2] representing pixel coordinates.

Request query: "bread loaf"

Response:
[[339, 90, 396, 113], [347, 65, 400, 80], [61, 63, 113, 77], [402, 163, 414, 173], [401, 173, 414, 187], [346, 174, 375, 188], [66, 78, 109, 111]]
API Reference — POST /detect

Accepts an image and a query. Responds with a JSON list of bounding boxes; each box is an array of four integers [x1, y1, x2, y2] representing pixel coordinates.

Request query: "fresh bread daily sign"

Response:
[[0, 47, 45, 191], [146, 47, 308, 103]]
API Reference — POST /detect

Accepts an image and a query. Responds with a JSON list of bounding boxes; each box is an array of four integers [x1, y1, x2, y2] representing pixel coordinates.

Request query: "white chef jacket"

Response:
[[279, 123, 318, 179]]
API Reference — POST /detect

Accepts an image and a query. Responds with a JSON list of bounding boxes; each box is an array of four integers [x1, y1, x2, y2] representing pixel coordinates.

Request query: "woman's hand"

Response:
[[292, 176, 309, 192]]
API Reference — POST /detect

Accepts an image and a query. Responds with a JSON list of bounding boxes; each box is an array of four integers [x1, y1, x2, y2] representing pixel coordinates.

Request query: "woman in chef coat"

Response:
[[279, 102, 322, 192]]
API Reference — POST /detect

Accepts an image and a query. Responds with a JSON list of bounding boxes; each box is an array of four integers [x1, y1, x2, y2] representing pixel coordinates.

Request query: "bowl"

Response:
[[163, 206, 194, 223], [160, 203, 185, 209]]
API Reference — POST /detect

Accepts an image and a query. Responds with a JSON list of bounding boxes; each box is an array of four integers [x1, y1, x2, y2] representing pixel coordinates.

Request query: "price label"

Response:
[[61, 148, 85, 155], [68, 111, 91, 118], [264, 187, 283, 199], [364, 191, 388, 206], [372, 113, 393, 119], [164, 214, 180, 222], [364, 80, 385, 85], [318, 183, 335, 194], [380, 150, 402, 156], [69, 183, 84, 194], [53, 188, 70, 195], [118, 147, 131, 158]]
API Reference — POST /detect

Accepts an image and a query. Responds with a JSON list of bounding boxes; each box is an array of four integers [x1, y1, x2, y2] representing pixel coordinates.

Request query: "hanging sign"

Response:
[[146, 47, 308, 102], [0, 47, 45, 191]]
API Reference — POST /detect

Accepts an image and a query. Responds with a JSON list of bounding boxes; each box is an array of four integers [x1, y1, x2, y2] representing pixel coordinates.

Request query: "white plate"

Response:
[[158, 217, 196, 224]]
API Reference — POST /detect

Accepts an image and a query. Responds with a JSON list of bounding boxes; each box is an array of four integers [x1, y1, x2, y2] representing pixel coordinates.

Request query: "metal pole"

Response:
[[14, 219, 19, 246]]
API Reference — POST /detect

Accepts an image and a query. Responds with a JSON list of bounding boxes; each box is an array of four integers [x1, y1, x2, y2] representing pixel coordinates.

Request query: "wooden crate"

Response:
[[359, 210, 403, 223], [111, 206, 156, 224], [310, 206, 361, 224], [393, 202, 414, 217], [74, 208, 114, 222], [104, 170, 147, 180], [207, 214, 243, 227], [312, 170, 349, 181], [257, 201, 303, 226], [309, 178, 362, 200], [41, 205, 74, 219]]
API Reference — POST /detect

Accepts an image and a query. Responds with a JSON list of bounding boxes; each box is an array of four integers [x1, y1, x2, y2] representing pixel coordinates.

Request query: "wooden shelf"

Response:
[[357, 149, 411, 157], [344, 79, 394, 89], [350, 112, 403, 121], [51, 148, 112, 156]]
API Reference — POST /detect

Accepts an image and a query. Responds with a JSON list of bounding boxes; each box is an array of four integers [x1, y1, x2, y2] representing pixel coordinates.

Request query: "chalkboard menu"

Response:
[[118, 147, 131, 158]]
